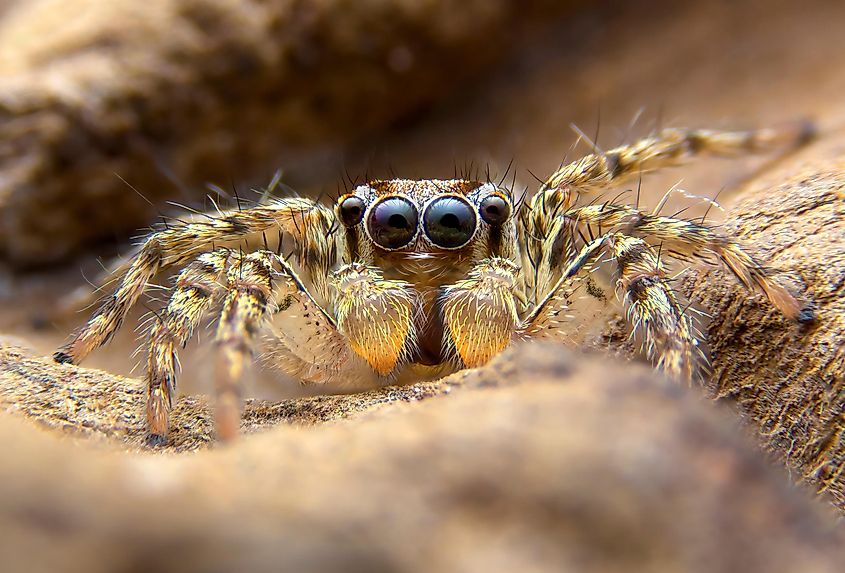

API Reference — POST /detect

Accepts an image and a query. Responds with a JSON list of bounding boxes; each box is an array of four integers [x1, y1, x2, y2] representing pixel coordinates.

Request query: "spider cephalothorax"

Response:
[[334, 179, 520, 372], [55, 123, 815, 444]]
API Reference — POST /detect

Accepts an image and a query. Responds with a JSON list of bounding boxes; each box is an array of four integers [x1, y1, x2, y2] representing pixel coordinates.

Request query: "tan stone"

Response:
[[0, 342, 842, 572]]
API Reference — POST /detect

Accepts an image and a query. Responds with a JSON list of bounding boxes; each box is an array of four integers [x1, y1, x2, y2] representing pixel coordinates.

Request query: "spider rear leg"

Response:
[[441, 258, 520, 368], [146, 249, 231, 441], [567, 204, 812, 322], [543, 121, 815, 197]]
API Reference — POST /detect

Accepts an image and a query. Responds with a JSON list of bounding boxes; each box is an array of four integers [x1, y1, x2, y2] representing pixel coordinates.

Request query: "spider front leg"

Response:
[[524, 234, 703, 382], [607, 234, 703, 382], [213, 251, 283, 441], [146, 249, 278, 445]]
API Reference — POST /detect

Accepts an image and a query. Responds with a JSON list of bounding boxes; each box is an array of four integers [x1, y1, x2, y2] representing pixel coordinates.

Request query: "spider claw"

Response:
[[797, 305, 817, 324], [53, 350, 75, 365], [146, 433, 168, 448]]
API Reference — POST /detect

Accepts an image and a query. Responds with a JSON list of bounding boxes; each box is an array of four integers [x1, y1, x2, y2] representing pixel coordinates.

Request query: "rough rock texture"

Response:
[[683, 160, 845, 509], [0, 342, 843, 573], [0, 338, 453, 451], [0, 0, 571, 266]]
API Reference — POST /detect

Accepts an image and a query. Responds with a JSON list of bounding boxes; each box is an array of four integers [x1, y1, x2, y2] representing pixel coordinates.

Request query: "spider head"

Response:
[[335, 179, 515, 283], [334, 179, 516, 367]]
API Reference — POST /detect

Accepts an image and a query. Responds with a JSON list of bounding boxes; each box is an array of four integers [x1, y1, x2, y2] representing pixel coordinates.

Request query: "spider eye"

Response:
[[479, 194, 511, 226], [338, 195, 366, 227], [423, 196, 477, 249], [366, 196, 419, 249]]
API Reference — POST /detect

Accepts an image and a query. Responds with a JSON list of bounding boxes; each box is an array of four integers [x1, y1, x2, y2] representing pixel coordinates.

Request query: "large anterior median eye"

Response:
[[366, 196, 419, 249], [423, 196, 477, 249]]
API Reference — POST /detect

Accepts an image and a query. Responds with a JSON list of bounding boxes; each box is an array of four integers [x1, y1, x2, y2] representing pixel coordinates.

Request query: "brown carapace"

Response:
[[55, 123, 815, 444]]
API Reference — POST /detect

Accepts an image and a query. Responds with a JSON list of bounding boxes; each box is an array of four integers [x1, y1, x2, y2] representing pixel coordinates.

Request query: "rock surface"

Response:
[[0, 342, 843, 572], [683, 159, 845, 510]]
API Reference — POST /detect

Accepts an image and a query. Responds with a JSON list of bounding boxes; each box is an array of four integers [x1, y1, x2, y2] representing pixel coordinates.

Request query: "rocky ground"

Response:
[[1, 342, 843, 572], [0, 0, 843, 571]]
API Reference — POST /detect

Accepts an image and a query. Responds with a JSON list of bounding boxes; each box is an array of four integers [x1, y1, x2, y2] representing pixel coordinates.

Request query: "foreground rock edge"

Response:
[[0, 341, 843, 572]]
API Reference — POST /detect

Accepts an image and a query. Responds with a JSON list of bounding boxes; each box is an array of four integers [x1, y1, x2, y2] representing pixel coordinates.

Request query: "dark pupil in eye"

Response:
[[339, 196, 365, 227], [479, 195, 511, 225], [367, 197, 418, 249], [423, 196, 477, 249], [388, 214, 409, 228]]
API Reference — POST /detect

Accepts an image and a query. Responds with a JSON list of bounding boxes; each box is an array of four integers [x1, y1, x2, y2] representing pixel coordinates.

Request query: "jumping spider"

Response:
[[54, 123, 815, 444]]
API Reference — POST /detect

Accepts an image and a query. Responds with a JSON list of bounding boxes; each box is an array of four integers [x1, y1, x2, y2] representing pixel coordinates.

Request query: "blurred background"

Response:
[[1, 0, 844, 393]]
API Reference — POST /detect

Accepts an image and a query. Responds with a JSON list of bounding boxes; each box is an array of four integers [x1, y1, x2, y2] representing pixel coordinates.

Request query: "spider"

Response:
[[54, 122, 815, 444]]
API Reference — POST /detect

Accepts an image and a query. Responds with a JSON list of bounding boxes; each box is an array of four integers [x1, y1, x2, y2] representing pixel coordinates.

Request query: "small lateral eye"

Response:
[[338, 195, 366, 227], [367, 196, 419, 250], [479, 194, 511, 226], [423, 196, 477, 249]]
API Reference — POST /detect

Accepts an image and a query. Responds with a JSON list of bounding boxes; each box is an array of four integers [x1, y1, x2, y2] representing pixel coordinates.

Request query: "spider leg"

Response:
[[545, 121, 814, 197], [523, 234, 704, 381], [214, 250, 282, 441], [54, 198, 335, 365], [520, 123, 812, 305], [441, 258, 520, 367], [521, 235, 609, 337], [521, 122, 815, 260], [150, 251, 413, 442], [146, 249, 231, 442], [607, 234, 704, 382], [566, 204, 811, 321]]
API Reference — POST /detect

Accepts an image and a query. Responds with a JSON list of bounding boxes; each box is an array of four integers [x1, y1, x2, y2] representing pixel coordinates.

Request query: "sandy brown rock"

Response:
[[0, 339, 455, 451], [0, 342, 843, 573], [682, 159, 845, 510], [0, 0, 573, 266]]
